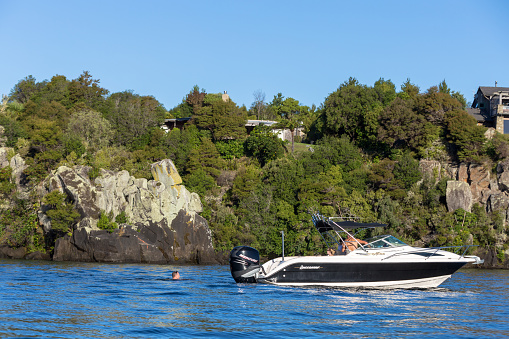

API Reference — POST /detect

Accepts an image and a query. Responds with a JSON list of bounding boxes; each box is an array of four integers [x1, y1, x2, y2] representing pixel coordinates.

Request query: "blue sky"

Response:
[[1, 0, 508, 110]]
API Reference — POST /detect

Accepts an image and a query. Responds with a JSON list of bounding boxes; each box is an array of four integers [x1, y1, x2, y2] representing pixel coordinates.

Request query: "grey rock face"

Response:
[[42, 159, 215, 264], [10, 154, 27, 189], [468, 163, 490, 203], [0, 147, 10, 168], [497, 159, 509, 191], [446, 181, 472, 212], [486, 192, 509, 214], [418, 160, 442, 181], [0, 245, 26, 259]]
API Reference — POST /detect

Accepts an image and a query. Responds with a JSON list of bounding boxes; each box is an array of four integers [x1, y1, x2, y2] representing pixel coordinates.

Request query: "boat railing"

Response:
[[311, 212, 370, 254], [381, 245, 479, 261]]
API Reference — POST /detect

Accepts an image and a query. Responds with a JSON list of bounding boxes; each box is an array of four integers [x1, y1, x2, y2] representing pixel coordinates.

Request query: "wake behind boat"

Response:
[[229, 213, 484, 289]]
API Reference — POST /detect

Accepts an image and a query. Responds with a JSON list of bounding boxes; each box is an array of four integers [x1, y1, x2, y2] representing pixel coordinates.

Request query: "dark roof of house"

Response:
[[466, 107, 491, 122], [164, 118, 191, 122], [479, 86, 509, 97]]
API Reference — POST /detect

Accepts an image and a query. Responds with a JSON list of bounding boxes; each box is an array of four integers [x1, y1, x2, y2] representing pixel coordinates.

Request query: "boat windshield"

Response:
[[364, 235, 408, 249]]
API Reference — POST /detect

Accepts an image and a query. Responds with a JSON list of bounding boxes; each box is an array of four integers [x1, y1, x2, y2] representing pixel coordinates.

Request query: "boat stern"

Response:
[[229, 246, 261, 283]]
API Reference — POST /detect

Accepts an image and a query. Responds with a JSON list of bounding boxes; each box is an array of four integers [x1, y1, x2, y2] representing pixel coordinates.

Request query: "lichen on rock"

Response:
[[39, 159, 215, 264]]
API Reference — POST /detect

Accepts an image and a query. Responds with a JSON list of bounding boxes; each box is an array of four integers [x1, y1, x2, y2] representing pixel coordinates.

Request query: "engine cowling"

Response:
[[229, 246, 260, 283]]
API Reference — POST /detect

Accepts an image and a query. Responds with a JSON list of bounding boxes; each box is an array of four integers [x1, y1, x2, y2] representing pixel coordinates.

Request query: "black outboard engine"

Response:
[[229, 246, 260, 283]]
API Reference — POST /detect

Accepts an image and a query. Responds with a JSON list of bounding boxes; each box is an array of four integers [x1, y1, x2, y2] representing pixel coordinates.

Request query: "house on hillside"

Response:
[[160, 117, 192, 132], [162, 118, 305, 142], [245, 120, 305, 142], [467, 86, 509, 133]]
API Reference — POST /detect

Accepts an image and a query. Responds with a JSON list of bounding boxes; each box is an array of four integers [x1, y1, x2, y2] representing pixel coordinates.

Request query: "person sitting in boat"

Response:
[[342, 236, 368, 252], [327, 244, 347, 255]]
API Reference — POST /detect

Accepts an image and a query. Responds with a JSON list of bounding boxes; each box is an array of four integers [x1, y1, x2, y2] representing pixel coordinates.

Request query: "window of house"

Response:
[[504, 119, 509, 134]]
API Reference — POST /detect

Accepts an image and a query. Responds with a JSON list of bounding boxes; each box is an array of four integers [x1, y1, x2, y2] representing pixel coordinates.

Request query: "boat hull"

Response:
[[258, 261, 467, 289], [259, 275, 452, 289]]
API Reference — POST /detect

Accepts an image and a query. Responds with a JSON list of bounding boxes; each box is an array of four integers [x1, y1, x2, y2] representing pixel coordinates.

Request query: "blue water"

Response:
[[0, 260, 508, 338]]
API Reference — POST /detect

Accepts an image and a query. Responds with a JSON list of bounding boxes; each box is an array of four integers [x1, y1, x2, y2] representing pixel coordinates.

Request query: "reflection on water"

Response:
[[0, 261, 508, 338]]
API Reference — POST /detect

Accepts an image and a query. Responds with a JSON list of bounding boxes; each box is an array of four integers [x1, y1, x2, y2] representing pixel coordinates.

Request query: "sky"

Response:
[[1, 0, 509, 110]]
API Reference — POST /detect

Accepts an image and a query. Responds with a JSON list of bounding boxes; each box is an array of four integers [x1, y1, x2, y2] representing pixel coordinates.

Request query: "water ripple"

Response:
[[0, 261, 508, 338]]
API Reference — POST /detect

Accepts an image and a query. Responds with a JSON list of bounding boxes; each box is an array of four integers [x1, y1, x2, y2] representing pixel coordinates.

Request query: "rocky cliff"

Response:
[[45, 159, 217, 263], [421, 160, 509, 267], [1, 152, 218, 264], [420, 159, 509, 217]]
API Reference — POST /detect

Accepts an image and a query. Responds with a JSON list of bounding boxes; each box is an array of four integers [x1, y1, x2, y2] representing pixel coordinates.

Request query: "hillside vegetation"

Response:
[[1, 73, 508, 263]]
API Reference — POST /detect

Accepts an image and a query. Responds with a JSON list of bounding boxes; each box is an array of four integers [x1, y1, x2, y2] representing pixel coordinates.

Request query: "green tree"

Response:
[[369, 159, 405, 198], [486, 132, 509, 161], [163, 125, 201, 173], [418, 85, 463, 125], [62, 134, 86, 158], [393, 152, 422, 189], [0, 166, 16, 197], [22, 117, 62, 152], [268, 92, 285, 116], [115, 211, 129, 224], [0, 115, 26, 147], [34, 75, 71, 107], [21, 100, 70, 130], [322, 77, 380, 147], [451, 91, 467, 109], [9, 75, 42, 104], [245, 125, 285, 167], [377, 97, 436, 152], [374, 78, 397, 106], [43, 190, 80, 234], [444, 109, 487, 162], [0, 198, 42, 251], [66, 108, 113, 149], [314, 135, 363, 173], [263, 157, 304, 206], [68, 71, 109, 109], [104, 91, 166, 148], [231, 165, 262, 205], [398, 78, 420, 101], [186, 137, 226, 178], [275, 97, 308, 153], [185, 85, 206, 114], [185, 168, 217, 198], [97, 210, 118, 233], [215, 140, 244, 160], [194, 99, 247, 141], [298, 165, 346, 211], [438, 79, 451, 94]]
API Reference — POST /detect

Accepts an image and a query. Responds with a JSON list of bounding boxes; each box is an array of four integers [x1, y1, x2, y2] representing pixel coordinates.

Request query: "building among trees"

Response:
[[467, 85, 509, 133]]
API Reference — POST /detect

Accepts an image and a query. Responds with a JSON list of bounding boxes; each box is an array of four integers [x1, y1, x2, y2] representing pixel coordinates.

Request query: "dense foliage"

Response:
[[0, 73, 507, 263]]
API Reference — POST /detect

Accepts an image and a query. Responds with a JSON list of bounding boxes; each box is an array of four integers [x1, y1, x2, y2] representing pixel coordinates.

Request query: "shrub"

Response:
[[115, 211, 129, 224], [0, 166, 16, 197], [245, 126, 285, 167], [0, 198, 43, 252], [215, 140, 244, 160], [43, 190, 80, 234], [97, 210, 118, 233], [185, 169, 216, 198]]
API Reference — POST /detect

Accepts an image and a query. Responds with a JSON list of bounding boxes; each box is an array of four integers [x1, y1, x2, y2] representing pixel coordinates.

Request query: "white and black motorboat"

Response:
[[229, 213, 484, 289]]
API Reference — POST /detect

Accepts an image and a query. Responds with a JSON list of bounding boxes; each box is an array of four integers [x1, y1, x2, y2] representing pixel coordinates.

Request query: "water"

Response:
[[0, 260, 508, 338]]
